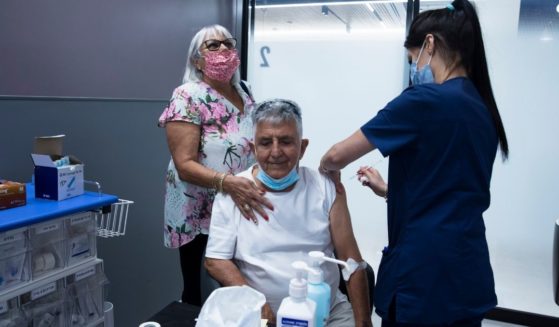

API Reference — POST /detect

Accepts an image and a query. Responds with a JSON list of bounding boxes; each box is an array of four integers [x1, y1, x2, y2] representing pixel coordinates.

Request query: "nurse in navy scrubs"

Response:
[[320, 1, 508, 326]]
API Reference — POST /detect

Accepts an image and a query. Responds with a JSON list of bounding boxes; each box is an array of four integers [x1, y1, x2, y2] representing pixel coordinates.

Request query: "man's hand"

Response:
[[262, 303, 276, 325]]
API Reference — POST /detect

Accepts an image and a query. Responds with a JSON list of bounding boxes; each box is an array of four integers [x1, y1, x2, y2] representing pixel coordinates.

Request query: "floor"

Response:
[[481, 321, 523, 327], [371, 313, 525, 326]]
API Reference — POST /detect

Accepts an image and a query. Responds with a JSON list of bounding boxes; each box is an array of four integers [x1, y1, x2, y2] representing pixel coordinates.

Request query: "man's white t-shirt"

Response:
[[206, 165, 347, 314]]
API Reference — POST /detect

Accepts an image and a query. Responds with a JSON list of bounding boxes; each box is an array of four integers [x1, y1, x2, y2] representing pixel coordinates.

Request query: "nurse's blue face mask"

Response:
[[410, 40, 434, 85]]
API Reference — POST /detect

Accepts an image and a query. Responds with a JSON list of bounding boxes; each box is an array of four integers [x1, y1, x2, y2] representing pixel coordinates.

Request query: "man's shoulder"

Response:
[[235, 166, 255, 179], [299, 166, 335, 191]]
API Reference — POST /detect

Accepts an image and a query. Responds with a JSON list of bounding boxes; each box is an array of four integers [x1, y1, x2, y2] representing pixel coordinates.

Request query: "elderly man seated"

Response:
[[205, 99, 372, 327]]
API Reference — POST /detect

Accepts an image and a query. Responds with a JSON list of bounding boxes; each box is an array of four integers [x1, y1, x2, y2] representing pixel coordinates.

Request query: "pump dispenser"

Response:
[[311, 251, 367, 281], [307, 251, 331, 327], [277, 261, 316, 327]]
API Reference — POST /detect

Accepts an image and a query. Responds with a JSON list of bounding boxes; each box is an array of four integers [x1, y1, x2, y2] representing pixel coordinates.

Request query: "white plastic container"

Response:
[[276, 261, 316, 327]]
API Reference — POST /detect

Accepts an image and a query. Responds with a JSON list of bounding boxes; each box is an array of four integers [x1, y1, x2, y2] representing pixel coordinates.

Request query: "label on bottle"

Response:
[[281, 318, 309, 326]]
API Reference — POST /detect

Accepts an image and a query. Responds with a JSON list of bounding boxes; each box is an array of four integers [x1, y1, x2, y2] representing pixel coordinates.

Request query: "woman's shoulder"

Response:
[[391, 82, 452, 110], [403, 78, 469, 98], [172, 81, 211, 101]]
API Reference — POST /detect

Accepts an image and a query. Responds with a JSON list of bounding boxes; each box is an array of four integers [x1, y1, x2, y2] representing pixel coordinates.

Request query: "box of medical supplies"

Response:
[[0, 180, 26, 210], [0, 227, 30, 292], [31, 135, 84, 201]]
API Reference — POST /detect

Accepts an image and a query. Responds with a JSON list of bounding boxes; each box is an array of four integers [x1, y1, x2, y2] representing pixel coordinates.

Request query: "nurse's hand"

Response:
[[261, 303, 276, 325], [319, 168, 345, 195], [357, 166, 387, 199]]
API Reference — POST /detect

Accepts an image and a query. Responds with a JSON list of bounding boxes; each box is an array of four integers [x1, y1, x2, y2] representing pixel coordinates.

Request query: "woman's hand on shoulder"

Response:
[[222, 175, 273, 224]]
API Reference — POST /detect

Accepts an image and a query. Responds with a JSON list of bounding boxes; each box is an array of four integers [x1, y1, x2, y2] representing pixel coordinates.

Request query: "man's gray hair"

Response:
[[252, 99, 303, 137], [182, 24, 240, 84]]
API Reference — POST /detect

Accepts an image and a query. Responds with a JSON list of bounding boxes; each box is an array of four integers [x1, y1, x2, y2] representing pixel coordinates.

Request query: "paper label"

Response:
[[58, 166, 84, 200], [70, 212, 91, 225], [0, 231, 24, 245], [75, 265, 96, 281], [31, 282, 56, 300], [281, 318, 309, 326], [36, 222, 60, 234]]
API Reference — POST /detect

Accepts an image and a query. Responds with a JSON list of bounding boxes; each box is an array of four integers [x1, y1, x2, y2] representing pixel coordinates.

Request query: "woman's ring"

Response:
[[243, 204, 250, 211]]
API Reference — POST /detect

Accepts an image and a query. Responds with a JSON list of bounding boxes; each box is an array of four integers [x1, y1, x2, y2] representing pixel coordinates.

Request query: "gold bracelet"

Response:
[[211, 171, 220, 191], [217, 173, 228, 193]]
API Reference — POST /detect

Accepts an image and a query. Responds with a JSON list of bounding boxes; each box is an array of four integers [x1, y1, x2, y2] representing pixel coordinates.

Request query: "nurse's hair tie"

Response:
[[446, 3, 455, 11]]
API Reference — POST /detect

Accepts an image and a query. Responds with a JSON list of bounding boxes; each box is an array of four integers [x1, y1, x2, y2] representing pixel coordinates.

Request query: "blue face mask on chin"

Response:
[[410, 41, 434, 85], [256, 166, 300, 191]]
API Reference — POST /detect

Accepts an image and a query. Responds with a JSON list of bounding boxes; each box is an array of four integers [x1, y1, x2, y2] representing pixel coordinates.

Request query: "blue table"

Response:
[[0, 184, 118, 232]]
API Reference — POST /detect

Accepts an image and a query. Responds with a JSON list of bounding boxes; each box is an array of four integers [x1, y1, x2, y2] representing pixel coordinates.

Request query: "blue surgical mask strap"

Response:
[[410, 39, 435, 85], [416, 41, 432, 68], [256, 166, 300, 191]]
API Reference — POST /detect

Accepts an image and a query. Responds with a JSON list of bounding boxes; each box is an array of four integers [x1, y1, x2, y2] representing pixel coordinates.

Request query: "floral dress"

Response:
[[158, 81, 255, 248]]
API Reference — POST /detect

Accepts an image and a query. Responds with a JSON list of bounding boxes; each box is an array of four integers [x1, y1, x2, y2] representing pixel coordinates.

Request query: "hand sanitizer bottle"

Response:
[[277, 261, 316, 327], [307, 251, 331, 327]]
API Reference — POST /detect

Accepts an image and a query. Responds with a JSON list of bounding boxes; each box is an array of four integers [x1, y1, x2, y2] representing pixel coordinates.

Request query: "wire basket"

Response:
[[94, 199, 133, 238]]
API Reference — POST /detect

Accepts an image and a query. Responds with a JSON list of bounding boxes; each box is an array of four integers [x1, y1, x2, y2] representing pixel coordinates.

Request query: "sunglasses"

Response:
[[202, 38, 237, 51]]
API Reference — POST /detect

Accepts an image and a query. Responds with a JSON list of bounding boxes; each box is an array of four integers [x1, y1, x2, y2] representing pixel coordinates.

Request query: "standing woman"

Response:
[[158, 25, 273, 306], [320, 1, 508, 326]]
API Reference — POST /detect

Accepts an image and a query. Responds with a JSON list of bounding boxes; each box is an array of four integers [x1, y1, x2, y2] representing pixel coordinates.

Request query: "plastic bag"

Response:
[[195, 285, 266, 327]]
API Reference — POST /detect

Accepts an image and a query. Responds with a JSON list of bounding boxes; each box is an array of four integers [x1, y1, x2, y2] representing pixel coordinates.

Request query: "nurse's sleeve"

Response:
[[205, 194, 237, 260], [360, 87, 424, 157]]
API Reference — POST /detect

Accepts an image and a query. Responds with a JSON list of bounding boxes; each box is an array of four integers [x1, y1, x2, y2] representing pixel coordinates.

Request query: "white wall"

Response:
[[249, 0, 559, 318], [250, 31, 406, 275], [477, 0, 559, 317]]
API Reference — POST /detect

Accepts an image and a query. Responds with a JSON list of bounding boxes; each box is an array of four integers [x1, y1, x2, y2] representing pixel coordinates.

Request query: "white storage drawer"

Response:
[[29, 220, 65, 279], [0, 227, 31, 292], [64, 212, 97, 267]]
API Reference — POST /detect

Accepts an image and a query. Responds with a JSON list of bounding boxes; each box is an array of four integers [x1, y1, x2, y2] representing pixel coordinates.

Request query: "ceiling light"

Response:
[[556, 4, 559, 13], [256, 1, 409, 9], [540, 22, 553, 42]]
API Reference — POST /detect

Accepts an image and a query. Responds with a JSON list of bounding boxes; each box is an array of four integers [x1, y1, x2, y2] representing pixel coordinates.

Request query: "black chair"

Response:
[[200, 252, 222, 305], [553, 219, 559, 305], [338, 263, 375, 312]]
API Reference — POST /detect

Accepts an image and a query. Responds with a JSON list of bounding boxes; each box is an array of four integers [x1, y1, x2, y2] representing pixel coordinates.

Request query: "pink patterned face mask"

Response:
[[202, 49, 240, 82]]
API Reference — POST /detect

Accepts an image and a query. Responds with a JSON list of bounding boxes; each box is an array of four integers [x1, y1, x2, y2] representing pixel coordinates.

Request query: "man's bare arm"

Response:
[[329, 190, 373, 327], [205, 258, 247, 286]]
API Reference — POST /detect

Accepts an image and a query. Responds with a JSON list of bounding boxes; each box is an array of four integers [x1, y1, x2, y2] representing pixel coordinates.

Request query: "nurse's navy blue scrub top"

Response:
[[361, 77, 498, 324]]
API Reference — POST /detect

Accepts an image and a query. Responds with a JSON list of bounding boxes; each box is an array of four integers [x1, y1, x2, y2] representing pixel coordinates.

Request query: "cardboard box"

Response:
[[0, 180, 26, 210], [31, 135, 84, 201]]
